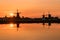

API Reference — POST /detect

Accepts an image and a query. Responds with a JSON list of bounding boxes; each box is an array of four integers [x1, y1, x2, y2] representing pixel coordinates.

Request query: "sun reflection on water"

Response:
[[10, 24, 14, 27], [9, 24, 14, 29]]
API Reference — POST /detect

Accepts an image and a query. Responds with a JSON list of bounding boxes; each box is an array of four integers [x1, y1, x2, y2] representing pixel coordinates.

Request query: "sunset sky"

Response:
[[0, 0, 60, 17]]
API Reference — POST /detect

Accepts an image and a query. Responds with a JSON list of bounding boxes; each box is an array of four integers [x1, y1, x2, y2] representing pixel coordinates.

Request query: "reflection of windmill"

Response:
[[42, 11, 51, 28], [16, 23, 20, 31], [42, 12, 45, 28], [14, 9, 21, 31], [46, 11, 51, 27]]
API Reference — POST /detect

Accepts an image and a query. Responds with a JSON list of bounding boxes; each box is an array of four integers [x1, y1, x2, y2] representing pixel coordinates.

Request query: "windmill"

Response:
[[16, 9, 21, 18]]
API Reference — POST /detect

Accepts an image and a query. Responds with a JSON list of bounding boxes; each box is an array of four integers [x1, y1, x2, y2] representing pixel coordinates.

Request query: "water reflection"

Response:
[[16, 23, 20, 31], [10, 24, 14, 28], [0, 23, 60, 31], [0, 23, 60, 40]]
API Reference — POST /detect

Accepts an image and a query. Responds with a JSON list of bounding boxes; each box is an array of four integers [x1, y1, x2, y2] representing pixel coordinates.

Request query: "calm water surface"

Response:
[[0, 23, 60, 40]]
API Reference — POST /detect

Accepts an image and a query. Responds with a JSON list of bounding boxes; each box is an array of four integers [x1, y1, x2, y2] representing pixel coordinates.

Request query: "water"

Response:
[[0, 23, 60, 40]]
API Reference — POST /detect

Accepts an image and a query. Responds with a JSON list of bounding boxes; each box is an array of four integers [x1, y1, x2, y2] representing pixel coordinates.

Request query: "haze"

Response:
[[0, 0, 60, 17]]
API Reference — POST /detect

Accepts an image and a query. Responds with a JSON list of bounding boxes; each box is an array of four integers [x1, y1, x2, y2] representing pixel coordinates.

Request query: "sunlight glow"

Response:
[[10, 13, 14, 17], [10, 24, 14, 28]]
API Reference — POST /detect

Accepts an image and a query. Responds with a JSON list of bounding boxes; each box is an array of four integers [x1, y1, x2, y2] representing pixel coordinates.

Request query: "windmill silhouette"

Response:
[[14, 9, 21, 31]]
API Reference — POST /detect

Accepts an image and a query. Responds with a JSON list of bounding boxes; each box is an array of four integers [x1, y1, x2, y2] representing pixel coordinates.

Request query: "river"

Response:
[[0, 23, 60, 40]]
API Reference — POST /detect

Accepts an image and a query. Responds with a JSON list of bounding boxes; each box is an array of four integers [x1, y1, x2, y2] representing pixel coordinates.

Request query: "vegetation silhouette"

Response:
[[0, 10, 60, 30]]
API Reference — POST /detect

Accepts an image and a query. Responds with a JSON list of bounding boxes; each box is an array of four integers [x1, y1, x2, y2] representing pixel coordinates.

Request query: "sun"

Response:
[[10, 12, 14, 17]]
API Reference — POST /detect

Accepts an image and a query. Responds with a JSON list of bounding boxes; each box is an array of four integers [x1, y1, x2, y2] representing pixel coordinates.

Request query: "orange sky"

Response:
[[0, 0, 60, 18]]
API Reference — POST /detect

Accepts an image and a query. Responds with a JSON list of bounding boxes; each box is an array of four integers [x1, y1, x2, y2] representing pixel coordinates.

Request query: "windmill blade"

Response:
[[14, 12, 21, 14]]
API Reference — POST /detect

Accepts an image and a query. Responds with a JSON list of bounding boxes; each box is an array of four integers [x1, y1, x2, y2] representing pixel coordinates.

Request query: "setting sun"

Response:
[[10, 13, 14, 17]]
